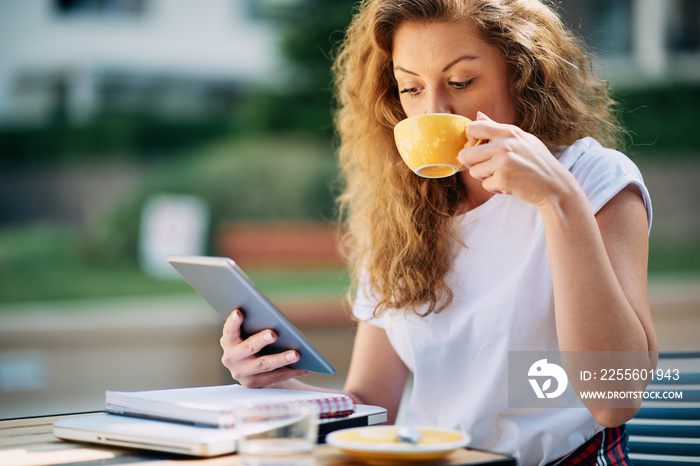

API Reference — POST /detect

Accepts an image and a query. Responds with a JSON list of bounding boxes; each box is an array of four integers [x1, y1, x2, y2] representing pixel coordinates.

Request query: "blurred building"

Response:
[[0, 0, 296, 126], [558, 0, 700, 84], [0, 0, 698, 127]]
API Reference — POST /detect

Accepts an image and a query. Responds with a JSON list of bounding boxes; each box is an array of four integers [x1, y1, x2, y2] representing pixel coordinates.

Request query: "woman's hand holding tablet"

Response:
[[167, 255, 336, 387]]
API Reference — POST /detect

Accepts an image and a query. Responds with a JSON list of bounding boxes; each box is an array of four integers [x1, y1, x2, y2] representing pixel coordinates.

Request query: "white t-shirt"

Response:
[[352, 137, 652, 466]]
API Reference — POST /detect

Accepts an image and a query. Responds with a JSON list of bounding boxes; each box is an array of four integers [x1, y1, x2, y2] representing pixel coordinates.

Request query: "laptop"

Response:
[[53, 404, 387, 457]]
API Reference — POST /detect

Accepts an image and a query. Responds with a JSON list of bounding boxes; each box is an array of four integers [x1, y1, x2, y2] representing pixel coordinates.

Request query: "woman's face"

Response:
[[392, 20, 517, 124]]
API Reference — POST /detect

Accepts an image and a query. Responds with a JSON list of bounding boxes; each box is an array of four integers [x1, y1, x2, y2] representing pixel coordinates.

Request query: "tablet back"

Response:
[[167, 255, 335, 374]]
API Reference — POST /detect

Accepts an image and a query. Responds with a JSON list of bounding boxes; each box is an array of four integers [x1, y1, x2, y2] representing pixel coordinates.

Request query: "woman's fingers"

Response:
[[222, 328, 281, 367], [480, 171, 508, 195], [464, 156, 495, 181], [226, 348, 296, 379], [464, 112, 511, 144], [236, 350, 302, 380], [464, 111, 489, 146], [225, 348, 311, 388], [461, 116, 571, 205], [221, 310, 282, 360], [242, 329, 279, 357], [221, 309, 244, 344], [239, 367, 313, 389], [459, 114, 514, 168], [458, 141, 493, 170], [220, 309, 311, 387]]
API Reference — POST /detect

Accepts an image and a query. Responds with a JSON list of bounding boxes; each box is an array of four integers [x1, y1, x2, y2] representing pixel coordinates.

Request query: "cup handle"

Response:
[[464, 138, 486, 148]]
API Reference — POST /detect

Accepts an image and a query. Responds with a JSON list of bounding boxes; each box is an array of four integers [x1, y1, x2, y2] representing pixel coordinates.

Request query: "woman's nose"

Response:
[[425, 90, 452, 114]]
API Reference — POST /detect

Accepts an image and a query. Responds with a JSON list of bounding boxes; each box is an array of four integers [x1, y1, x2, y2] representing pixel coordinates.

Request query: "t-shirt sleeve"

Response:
[[352, 269, 386, 329], [566, 138, 653, 233]]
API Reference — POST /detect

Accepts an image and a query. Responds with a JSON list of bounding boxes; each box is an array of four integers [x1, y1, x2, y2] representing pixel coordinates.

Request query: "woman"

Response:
[[220, 1, 658, 464]]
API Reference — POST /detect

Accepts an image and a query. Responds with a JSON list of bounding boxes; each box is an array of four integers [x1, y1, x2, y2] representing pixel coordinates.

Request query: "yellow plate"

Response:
[[326, 426, 470, 465]]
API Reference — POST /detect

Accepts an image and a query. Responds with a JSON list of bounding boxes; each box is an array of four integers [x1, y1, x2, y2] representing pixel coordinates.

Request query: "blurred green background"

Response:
[[1, 1, 699, 304], [0, 0, 357, 303]]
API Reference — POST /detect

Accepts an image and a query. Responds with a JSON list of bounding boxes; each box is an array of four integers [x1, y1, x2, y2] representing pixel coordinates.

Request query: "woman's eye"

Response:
[[399, 87, 421, 97], [449, 79, 474, 90]]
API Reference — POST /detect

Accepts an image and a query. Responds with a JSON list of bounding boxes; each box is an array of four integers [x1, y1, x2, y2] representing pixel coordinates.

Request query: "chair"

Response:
[[627, 351, 700, 465]]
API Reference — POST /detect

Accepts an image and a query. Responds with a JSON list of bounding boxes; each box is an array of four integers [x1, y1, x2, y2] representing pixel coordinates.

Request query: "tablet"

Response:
[[167, 255, 336, 374]]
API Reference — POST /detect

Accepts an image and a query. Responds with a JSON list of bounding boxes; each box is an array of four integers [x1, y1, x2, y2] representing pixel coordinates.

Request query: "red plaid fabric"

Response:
[[547, 425, 630, 466]]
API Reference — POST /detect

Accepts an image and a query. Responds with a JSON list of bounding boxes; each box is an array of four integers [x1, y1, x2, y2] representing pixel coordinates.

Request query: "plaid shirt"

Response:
[[548, 425, 630, 466]]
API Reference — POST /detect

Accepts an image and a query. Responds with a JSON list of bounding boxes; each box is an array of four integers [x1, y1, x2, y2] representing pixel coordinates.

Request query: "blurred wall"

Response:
[[0, 0, 287, 125]]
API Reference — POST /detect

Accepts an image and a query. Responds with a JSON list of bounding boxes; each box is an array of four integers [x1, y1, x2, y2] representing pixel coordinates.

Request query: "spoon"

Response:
[[397, 426, 422, 444]]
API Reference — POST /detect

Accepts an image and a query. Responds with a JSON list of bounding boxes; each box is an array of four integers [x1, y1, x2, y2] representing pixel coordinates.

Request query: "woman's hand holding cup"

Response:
[[458, 112, 576, 207]]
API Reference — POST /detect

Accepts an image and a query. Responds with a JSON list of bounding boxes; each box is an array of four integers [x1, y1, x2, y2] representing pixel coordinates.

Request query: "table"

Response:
[[0, 413, 516, 466]]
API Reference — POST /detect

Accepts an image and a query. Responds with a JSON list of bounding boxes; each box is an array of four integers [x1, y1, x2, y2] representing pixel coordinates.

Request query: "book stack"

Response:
[[105, 384, 356, 428], [53, 384, 386, 457]]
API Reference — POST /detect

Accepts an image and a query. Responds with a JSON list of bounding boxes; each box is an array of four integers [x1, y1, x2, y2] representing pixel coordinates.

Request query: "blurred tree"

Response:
[[616, 83, 700, 155], [0, 0, 358, 167], [235, 0, 357, 137]]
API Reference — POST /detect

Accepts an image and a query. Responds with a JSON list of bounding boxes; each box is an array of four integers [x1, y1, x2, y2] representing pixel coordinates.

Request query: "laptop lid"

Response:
[[53, 413, 238, 457]]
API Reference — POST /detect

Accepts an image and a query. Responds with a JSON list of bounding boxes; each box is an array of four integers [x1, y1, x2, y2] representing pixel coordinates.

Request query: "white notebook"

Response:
[[105, 384, 356, 428], [53, 405, 387, 457]]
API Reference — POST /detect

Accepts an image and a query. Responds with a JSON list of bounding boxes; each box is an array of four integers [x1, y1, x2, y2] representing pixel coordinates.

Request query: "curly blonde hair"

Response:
[[333, 0, 622, 317]]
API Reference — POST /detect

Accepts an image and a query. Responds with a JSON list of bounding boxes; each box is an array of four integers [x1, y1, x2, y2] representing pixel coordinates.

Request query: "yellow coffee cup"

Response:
[[394, 113, 481, 178]]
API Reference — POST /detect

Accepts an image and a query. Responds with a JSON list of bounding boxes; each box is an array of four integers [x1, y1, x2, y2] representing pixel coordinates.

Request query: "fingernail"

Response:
[[232, 310, 240, 320], [264, 332, 275, 342], [285, 351, 298, 362]]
